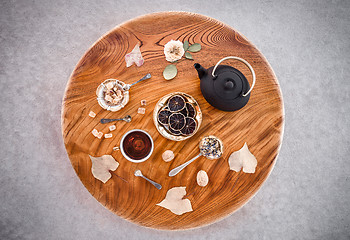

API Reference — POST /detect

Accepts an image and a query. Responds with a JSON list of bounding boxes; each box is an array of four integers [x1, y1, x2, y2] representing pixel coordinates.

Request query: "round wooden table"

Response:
[[62, 12, 284, 230]]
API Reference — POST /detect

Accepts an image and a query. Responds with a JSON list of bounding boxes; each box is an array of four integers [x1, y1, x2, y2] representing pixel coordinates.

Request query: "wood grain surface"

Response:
[[61, 12, 284, 230]]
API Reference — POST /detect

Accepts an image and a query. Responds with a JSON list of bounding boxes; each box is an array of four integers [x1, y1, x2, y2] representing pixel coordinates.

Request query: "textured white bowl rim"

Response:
[[120, 129, 154, 163]]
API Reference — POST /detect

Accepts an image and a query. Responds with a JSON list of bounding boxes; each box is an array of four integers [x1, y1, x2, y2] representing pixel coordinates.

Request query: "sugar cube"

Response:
[[109, 125, 116, 131], [104, 133, 113, 138], [138, 107, 145, 114], [97, 132, 103, 139], [89, 111, 96, 118], [92, 129, 99, 137]]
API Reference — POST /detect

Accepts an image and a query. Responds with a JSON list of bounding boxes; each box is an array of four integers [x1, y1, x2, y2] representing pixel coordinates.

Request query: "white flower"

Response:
[[164, 40, 185, 62]]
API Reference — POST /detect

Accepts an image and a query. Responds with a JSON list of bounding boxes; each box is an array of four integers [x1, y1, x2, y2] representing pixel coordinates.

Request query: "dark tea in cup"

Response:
[[120, 129, 154, 163]]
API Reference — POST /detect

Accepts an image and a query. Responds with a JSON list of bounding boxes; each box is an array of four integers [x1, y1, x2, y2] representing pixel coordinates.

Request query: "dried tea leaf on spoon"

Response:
[[156, 187, 193, 215], [89, 155, 119, 183], [228, 143, 257, 173]]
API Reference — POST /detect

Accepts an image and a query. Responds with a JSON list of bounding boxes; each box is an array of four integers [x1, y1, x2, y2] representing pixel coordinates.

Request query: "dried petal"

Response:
[[109, 125, 116, 131], [138, 107, 145, 114], [228, 143, 257, 173], [125, 44, 144, 67], [196, 170, 209, 187], [156, 187, 193, 215], [92, 128, 99, 137], [89, 155, 119, 183], [162, 150, 174, 162], [104, 133, 113, 138], [89, 111, 96, 118]]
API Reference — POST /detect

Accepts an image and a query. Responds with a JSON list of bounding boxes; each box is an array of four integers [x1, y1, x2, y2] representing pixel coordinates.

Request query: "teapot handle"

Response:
[[212, 56, 256, 97]]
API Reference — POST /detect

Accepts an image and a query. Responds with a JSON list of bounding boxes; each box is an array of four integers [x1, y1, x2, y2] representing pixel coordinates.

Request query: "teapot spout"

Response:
[[194, 63, 207, 79]]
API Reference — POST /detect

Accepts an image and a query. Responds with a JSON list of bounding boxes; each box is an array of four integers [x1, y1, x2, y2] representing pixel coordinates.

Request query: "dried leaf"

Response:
[[163, 64, 177, 80], [228, 143, 257, 173], [185, 52, 193, 60], [156, 187, 193, 215], [89, 155, 119, 183], [187, 43, 201, 53], [183, 40, 189, 51]]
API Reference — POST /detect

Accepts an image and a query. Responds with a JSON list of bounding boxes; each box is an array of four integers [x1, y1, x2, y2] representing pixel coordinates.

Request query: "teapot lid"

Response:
[[211, 56, 256, 98], [212, 66, 249, 100]]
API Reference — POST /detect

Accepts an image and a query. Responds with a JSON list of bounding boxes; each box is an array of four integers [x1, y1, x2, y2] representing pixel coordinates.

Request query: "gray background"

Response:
[[1, 0, 349, 239]]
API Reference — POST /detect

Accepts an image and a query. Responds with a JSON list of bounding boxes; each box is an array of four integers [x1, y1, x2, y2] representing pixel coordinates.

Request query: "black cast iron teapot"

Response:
[[194, 56, 256, 111]]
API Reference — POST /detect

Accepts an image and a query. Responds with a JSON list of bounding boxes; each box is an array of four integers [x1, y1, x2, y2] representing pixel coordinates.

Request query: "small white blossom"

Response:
[[164, 40, 185, 62]]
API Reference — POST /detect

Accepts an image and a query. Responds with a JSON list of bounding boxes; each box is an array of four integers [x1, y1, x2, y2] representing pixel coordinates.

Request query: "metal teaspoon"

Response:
[[100, 115, 132, 124], [134, 170, 162, 190], [123, 73, 152, 91]]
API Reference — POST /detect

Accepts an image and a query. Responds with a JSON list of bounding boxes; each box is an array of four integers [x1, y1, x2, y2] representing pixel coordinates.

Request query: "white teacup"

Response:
[[120, 129, 154, 163]]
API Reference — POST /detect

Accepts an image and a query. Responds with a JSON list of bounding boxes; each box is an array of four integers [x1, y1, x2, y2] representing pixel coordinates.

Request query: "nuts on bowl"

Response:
[[96, 79, 130, 112]]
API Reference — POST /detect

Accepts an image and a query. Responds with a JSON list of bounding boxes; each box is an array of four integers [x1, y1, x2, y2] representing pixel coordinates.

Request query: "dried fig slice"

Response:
[[180, 117, 197, 136], [163, 125, 181, 136], [186, 102, 196, 118], [168, 95, 186, 112], [168, 127, 182, 136], [158, 109, 172, 125], [180, 106, 188, 117], [168, 113, 186, 131]]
